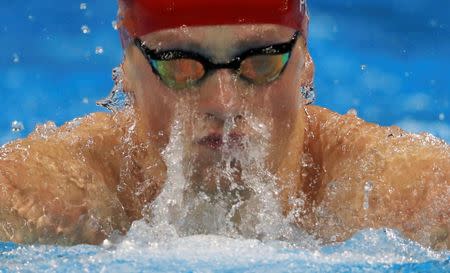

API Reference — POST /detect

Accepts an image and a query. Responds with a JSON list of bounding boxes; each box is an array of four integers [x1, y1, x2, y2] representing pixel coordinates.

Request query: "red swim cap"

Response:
[[118, 0, 309, 47]]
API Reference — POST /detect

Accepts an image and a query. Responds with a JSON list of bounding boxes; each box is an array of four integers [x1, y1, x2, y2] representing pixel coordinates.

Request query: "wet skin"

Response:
[[0, 25, 449, 248]]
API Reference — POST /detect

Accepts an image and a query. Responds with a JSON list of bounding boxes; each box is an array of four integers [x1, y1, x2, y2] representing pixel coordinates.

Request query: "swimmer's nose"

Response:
[[198, 70, 241, 121]]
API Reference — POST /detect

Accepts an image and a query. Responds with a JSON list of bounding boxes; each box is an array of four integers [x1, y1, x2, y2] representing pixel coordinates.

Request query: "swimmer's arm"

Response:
[[306, 105, 449, 249], [0, 112, 129, 244]]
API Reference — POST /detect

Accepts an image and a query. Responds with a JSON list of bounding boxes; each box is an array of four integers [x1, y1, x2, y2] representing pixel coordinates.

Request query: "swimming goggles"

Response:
[[134, 31, 300, 90]]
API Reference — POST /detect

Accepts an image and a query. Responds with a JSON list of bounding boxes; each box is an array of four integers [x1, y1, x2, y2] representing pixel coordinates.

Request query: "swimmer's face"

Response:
[[123, 24, 313, 190]]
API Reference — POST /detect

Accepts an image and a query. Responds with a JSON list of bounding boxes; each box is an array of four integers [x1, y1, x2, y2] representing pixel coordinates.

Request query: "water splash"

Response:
[[301, 85, 316, 105], [347, 108, 358, 116], [96, 66, 131, 112], [10, 120, 24, 132], [4, 229, 447, 272], [111, 20, 118, 30], [127, 105, 315, 247]]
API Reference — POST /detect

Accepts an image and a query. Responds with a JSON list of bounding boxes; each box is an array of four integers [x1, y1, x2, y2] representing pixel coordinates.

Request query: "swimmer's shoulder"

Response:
[[0, 111, 130, 179], [303, 105, 449, 191], [302, 105, 449, 185], [304, 105, 448, 151], [5, 111, 131, 149], [57, 111, 128, 139], [303, 105, 390, 154]]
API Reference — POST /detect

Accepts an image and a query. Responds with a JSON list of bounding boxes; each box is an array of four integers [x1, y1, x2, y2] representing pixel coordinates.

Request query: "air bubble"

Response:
[[82, 97, 89, 104], [81, 25, 90, 34], [438, 113, 445, 121], [360, 64, 367, 71], [11, 121, 24, 132], [80, 3, 87, 10]]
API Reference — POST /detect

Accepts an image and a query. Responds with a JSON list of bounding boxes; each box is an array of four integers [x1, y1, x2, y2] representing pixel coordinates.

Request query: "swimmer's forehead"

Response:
[[139, 24, 296, 59]]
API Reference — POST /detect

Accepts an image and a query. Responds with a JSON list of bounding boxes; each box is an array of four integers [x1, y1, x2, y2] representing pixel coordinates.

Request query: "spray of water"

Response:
[[97, 66, 132, 112], [113, 101, 317, 248]]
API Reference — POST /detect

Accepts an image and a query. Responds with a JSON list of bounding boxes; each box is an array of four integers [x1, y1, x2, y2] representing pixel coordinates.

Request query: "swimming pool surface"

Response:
[[1, 228, 449, 272], [0, 0, 449, 272]]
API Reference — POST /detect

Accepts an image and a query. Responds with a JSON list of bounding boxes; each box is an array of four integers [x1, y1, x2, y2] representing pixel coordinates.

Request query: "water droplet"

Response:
[[11, 121, 24, 132], [111, 20, 118, 30], [364, 181, 373, 192], [81, 25, 90, 34], [180, 24, 189, 34], [300, 85, 315, 105], [363, 181, 373, 211], [82, 97, 89, 104], [12, 53, 20, 63], [95, 46, 104, 55], [80, 3, 87, 10], [438, 113, 445, 121], [360, 64, 367, 71]]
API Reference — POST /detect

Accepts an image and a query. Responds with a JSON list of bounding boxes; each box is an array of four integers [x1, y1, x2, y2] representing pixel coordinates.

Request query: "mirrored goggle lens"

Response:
[[239, 53, 291, 85], [151, 59, 205, 90]]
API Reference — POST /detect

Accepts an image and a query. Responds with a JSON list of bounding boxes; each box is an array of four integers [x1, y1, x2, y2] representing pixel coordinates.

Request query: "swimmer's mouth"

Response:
[[197, 133, 244, 150]]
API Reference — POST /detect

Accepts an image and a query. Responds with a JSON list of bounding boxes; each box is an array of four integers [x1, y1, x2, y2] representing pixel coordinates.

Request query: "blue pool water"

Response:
[[1, 0, 449, 272]]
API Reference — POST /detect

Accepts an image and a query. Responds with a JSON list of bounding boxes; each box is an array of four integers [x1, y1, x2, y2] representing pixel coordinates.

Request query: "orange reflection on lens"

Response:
[[154, 59, 205, 89], [239, 53, 290, 84]]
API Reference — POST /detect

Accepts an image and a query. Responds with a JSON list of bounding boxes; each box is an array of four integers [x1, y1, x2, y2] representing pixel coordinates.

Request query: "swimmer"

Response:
[[0, 0, 448, 249]]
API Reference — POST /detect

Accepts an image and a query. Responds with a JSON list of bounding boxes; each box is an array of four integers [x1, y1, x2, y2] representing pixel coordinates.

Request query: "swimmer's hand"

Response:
[[0, 113, 130, 245]]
